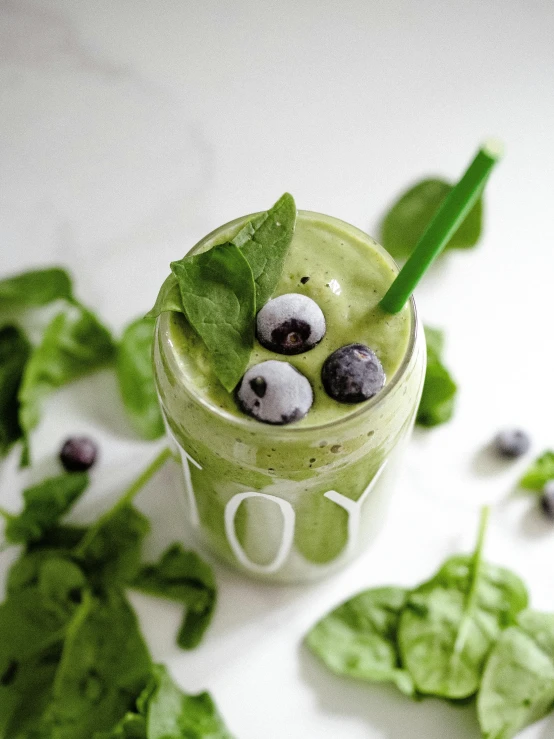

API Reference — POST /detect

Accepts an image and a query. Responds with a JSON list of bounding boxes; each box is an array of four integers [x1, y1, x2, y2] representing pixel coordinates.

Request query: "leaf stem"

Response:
[[453, 506, 490, 655], [74, 446, 172, 557]]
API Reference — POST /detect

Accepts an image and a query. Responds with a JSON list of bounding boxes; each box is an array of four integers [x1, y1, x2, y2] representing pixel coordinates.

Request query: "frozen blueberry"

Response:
[[540, 480, 554, 520], [256, 293, 326, 355], [60, 436, 98, 472], [494, 429, 531, 458], [322, 343, 385, 404], [236, 360, 313, 424]]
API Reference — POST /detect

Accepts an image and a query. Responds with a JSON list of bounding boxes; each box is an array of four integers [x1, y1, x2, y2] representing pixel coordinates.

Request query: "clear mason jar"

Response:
[[153, 212, 426, 584]]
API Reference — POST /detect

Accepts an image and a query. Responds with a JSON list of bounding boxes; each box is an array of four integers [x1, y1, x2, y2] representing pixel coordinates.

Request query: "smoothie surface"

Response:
[[166, 211, 412, 427]]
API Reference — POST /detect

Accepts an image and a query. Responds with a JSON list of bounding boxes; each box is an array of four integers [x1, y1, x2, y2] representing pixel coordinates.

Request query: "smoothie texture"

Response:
[[154, 210, 426, 582]]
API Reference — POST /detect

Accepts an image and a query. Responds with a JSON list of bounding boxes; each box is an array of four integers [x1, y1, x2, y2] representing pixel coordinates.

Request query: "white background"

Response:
[[1, 1, 554, 737]]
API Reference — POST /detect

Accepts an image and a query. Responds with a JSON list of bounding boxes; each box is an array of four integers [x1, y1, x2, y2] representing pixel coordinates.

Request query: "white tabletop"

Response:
[[1, 1, 554, 737]]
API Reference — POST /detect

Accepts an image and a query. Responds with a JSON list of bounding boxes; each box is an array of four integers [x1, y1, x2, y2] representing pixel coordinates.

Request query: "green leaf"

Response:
[[145, 274, 184, 320], [144, 664, 234, 739], [93, 712, 147, 738], [170, 243, 256, 392], [398, 550, 528, 699], [381, 178, 483, 260], [74, 505, 150, 587], [478, 610, 554, 739], [231, 192, 296, 309], [2, 472, 89, 545], [305, 586, 414, 695], [519, 450, 554, 491], [18, 304, 115, 462], [0, 325, 30, 456], [416, 325, 457, 428], [43, 591, 152, 739], [0, 268, 73, 311], [132, 544, 217, 650], [116, 316, 164, 440]]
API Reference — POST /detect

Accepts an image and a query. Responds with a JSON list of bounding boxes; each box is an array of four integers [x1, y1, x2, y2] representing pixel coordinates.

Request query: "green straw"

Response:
[[380, 140, 504, 314]]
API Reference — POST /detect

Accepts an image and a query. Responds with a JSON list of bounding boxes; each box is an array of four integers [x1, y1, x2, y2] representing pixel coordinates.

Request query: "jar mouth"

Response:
[[156, 210, 420, 437]]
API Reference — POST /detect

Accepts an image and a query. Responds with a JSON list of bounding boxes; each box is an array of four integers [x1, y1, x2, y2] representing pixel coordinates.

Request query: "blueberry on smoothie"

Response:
[[540, 480, 554, 519], [256, 293, 326, 355], [494, 429, 531, 458], [60, 436, 98, 472], [236, 360, 313, 424], [322, 343, 385, 403]]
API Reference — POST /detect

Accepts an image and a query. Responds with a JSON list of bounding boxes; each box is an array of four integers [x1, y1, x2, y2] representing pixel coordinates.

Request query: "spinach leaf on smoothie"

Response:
[[0, 267, 74, 311], [381, 178, 483, 260], [116, 315, 164, 441], [519, 450, 554, 491], [306, 586, 414, 695], [18, 304, 115, 464], [171, 243, 256, 392], [478, 609, 554, 739], [0, 325, 30, 456], [231, 192, 297, 309], [416, 325, 457, 427]]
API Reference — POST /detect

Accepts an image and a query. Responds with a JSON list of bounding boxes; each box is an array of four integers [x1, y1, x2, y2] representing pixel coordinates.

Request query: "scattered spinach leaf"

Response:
[[144, 664, 235, 739], [231, 192, 296, 310], [305, 586, 414, 695], [519, 450, 554, 492], [18, 304, 115, 464], [170, 243, 255, 392], [0, 267, 73, 311], [74, 504, 150, 587], [1, 472, 89, 545], [0, 325, 30, 456], [416, 325, 457, 427], [381, 178, 483, 260], [478, 609, 554, 739], [116, 316, 164, 441], [398, 509, 528, 699], [43, 591, 152, 739], [132, 543, 217, 650]]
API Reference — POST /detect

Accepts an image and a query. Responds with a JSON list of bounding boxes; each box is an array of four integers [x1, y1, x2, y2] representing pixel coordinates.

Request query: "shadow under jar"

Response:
[[153, 211, 426, 583]]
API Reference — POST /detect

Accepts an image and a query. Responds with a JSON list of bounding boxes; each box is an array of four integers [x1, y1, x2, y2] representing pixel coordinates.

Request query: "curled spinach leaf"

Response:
[[0, 325, 30, 456]]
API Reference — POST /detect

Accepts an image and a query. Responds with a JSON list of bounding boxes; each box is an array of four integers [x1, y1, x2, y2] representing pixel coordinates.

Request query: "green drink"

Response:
[[153, 210, 426, 582]]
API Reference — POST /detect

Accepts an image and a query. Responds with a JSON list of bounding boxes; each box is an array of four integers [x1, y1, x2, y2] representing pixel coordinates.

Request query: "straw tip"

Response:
[[481, 138, 505, 161]]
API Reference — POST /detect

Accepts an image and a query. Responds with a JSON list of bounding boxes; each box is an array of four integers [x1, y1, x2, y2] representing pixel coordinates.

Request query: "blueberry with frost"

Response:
[[322, 344, 385, 403], [256, 293, 325, 355], [494, 429, 531, 458], [236, 360, 313, 424]]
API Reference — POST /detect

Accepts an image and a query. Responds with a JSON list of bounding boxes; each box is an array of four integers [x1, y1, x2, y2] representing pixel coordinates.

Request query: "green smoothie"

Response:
[[154, 210, 426, 582]]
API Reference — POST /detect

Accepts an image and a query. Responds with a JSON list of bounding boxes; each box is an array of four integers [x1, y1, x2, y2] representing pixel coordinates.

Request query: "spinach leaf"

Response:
[[0, 267, 73, 310], [74, 504, 150, 587], [519, 450, 554, 491], [231, 192, 296, 310], [144, 664, 234, 739], [1, 472, 89, 545], [478, 610, 554, 739], [305, 586, 414, 695], [18, 304, 115, 463], [132, 544, 217, 650], [170, 243, 255, 392], [398, 510, 528, 699], [116, 315, 164, 441], [43, 591, 152, 739], [416, 325, 457, 427], [0, 325, 30, 456], [146, 274, 184, 319], [94, 712, 147, 738], [381, 178, 483, 260]]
